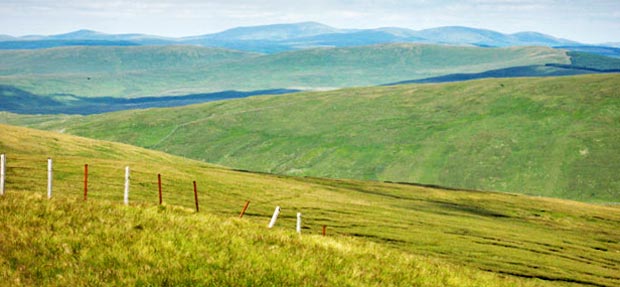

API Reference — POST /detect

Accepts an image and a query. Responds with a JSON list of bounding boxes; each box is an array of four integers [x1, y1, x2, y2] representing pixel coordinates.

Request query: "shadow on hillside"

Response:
[[0, 86, 299, 115]]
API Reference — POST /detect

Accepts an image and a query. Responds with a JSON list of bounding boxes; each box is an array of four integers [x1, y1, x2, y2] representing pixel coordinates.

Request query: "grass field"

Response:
[[1, 124, 619, 286], [8, 74, 618, 202], [0, 44, 569, 98], [0, 192, 564, 287]]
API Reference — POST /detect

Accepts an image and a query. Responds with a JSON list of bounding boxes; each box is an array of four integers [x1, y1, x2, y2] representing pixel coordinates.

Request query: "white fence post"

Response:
[[296, 212, 302, 234], [268, 206, 281, 228], [0, 154, 5, 196], [47, 158, 52, 199], [124, 166, 130, 205]]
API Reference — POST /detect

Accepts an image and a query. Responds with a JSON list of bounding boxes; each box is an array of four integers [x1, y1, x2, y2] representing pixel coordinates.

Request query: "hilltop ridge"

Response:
[[0, 22, 592, 53]]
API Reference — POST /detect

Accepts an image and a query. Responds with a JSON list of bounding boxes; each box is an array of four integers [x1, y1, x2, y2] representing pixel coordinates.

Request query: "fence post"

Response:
[[268, 206, 281, 228], [0, 154, 5, 196], [158, 174, 162, 205], [83, 164, 88, 201], [193, 181, 199, 212], [47, 158, 53, 199], [296, 212, 302, 234], [239, 200, 250, 218], [322, 225, 326, 236], [124, 166, 130, 205]]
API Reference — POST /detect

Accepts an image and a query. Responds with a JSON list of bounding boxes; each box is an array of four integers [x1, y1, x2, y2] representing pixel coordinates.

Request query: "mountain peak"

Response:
[[414, 26, 508, 46], [510, 31, 577, 46], [71, 29, 100, 34], [51, 29, 106, 40], [207, 22, 340, 41], [0, 34, 16, 41]]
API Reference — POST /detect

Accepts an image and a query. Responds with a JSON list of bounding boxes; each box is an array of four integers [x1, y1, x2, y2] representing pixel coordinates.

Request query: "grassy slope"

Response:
[[389, 50, 620, 85], [1, 124, 620, 286], [3, 193, 522, 287], [11, 74, 619, 202], [387, 64, 593, 85], [0, 45, 257, 75], [0, 44, 569, 97], [0, 45, 258, 97], [566, 51, 620, 71]]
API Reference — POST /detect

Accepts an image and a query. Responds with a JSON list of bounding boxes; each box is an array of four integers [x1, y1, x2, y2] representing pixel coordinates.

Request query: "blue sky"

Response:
[[0, 0, 618, 43]]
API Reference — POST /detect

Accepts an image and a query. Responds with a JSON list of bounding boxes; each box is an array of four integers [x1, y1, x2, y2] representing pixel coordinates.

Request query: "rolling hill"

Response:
[[0, 22, 585, 53], [186, 22, 340, 41], [552, 52, 620, 71], [385, 64, 593, 85], [559, 46, 620, 58], [5, 74, 619, 203], [0, 45, 257, 75], [386, 51, 620, 85], [0, 44, 570, 98], [1, 123, 619, 286]]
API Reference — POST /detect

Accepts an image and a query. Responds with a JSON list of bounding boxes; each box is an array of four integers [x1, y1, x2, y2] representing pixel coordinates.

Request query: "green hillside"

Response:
[[0, 45, 257, 75], [565, 51, 620, 71], [6, 192, 515, 287], [7, 74, 619, 202], [1, 124, 619, 286], [390, 50, 620, 85], [0, 44, 569, 98], [0, 45, 258, 98]]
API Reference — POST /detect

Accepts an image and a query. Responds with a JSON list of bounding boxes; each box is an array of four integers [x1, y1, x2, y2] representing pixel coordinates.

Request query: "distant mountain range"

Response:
[[2, 21, 612, 54]]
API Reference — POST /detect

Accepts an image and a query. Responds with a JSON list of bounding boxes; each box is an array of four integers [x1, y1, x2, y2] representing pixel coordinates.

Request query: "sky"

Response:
[[0, 0, 618, 44]]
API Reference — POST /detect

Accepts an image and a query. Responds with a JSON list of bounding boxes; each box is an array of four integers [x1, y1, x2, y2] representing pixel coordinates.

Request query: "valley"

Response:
[[4, 74, 619, 202]]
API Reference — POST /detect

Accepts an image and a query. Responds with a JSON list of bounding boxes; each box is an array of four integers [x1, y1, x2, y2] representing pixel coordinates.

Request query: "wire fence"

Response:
[[5, 155, 150, 199], [0, 153, 328, 235]]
